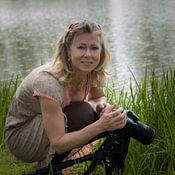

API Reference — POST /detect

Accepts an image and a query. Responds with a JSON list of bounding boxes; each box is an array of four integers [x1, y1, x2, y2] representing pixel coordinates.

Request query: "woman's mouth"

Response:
[[81, 61, 93, 65]]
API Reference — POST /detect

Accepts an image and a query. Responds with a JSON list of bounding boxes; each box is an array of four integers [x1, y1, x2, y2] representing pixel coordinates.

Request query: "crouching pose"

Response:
[[4, 20, 129, 174]]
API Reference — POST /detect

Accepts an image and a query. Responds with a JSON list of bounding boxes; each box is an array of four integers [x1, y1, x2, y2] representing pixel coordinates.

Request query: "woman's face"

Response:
[[68, 32, 102, 74]]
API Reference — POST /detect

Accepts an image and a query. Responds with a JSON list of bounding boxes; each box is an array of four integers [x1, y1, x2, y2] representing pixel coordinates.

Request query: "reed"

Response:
[[0, 75, 21, 144], [0, 68, 175, 175], [105, 68, 175, 175]]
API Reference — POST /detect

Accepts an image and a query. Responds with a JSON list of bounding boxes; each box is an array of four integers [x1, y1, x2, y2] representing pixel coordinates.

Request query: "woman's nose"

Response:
[[84, 48, 92, 57]]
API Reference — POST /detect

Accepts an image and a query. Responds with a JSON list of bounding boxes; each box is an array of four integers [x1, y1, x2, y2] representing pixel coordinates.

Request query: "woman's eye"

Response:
[[91, 47, 99, 51], [77, 46, 85, 50]]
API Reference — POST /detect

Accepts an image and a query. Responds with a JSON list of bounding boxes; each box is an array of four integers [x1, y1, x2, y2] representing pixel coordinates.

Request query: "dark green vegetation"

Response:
[[0, 68, 175, 175], [0, 76, 35, 174]]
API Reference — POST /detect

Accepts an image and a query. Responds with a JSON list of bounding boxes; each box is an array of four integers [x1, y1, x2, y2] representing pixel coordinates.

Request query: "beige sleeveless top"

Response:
[[4, 63, 92, 168]]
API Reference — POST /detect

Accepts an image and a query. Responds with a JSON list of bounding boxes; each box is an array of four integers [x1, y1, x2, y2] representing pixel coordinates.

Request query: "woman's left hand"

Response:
[[96, 103, 110, 116]]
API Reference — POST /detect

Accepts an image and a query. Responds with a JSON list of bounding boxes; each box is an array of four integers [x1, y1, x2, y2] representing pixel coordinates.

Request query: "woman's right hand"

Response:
[[97, 105, 127, 132]]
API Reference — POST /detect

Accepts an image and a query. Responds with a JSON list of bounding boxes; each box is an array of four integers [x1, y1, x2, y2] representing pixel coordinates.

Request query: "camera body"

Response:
[[123, 110, 155, 145]]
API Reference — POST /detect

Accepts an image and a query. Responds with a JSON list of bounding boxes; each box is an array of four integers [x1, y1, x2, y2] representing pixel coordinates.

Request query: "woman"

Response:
[[4, 20, 128, 173]]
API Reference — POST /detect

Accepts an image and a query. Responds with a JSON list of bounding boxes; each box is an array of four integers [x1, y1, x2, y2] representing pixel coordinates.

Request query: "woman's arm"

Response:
[[39, 97, 126, 154]]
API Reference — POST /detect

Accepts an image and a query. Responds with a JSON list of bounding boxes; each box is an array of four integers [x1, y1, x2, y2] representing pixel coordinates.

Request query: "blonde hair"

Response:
[[52, 20, 110, 88]]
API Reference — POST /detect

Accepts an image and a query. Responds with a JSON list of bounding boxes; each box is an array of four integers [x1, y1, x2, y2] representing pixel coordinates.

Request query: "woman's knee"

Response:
[[63, 101, 98, 132]]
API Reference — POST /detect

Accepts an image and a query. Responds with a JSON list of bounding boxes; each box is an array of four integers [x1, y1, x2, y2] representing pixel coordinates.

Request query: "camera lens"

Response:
[[132, 122, 155, 145], [126, 110, 156, 145]]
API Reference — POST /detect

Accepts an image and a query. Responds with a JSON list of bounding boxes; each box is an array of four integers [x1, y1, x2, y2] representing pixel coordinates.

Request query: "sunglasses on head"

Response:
[[68, 20, 101, 31]]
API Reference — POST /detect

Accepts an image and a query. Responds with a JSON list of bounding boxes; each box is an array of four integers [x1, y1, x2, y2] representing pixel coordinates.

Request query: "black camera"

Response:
[[123, 110, 155, 145]]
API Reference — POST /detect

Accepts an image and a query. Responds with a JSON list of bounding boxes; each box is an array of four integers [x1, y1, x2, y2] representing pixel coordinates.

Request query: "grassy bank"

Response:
[[0, 68, 175, 175], [107, 68, 175, 175], [0, 76, 35, 174], [0, 76, 21, 143]]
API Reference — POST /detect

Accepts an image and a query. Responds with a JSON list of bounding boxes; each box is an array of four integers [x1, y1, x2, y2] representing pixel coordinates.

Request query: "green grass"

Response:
[[0, 76, 21, 143], [0, 146, 35, 175], [105, 68, 175, 175], [0, 68, 175, 175], [0, 76, 35, 175]]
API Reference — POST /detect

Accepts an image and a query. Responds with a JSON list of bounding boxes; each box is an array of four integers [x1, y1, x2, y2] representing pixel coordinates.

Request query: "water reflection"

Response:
[[108, 0, 175, 89], [0, 0, 175, 91]]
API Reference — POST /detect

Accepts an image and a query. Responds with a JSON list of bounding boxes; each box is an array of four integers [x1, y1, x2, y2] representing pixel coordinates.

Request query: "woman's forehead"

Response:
[[71, 33, 101, 45]]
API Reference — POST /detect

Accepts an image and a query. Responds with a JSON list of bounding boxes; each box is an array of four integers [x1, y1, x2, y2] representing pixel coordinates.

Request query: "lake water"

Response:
[[0, 0, 175, 90]]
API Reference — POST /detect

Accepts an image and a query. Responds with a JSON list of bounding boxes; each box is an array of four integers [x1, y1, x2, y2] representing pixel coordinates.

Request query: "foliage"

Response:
[[0, 76, 21, 144], [105, 68, 175, 175]]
